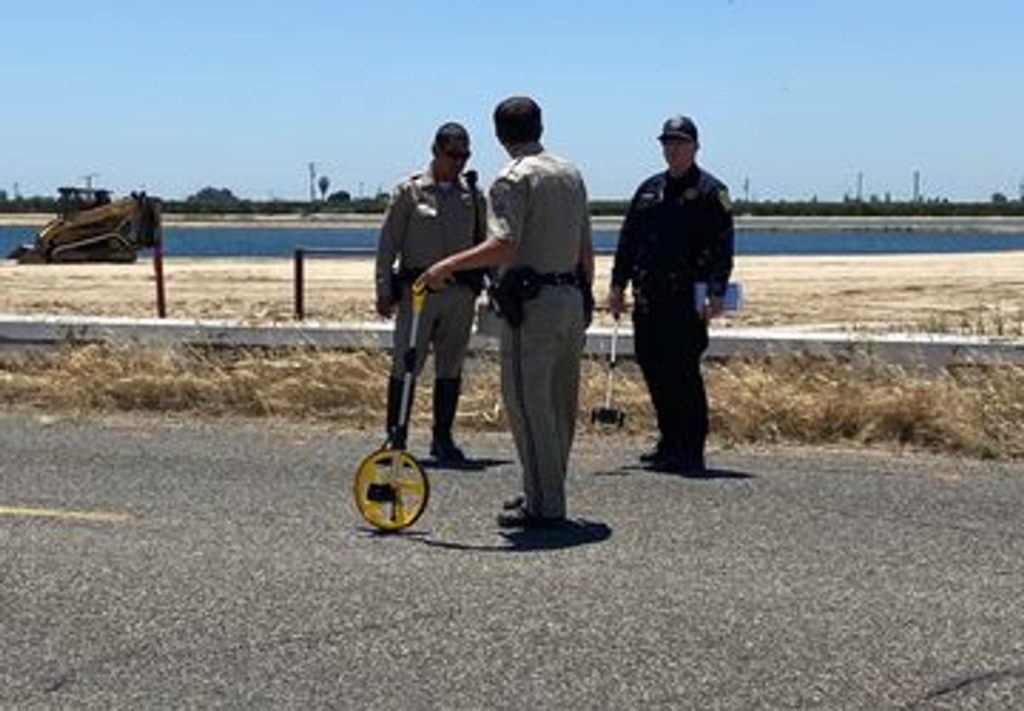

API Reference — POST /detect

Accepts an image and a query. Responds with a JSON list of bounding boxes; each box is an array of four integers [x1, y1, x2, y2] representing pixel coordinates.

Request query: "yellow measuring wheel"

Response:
[[353, 278, 430, 531], [352, 448, 429, 531]]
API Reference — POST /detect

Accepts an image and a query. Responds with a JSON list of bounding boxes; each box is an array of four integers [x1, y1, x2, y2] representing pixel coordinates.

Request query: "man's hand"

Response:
[[608, 285, 626, 319], [702, 296, 725, 321], [422, 259, 455, 291], [375, 294, 395, 318]]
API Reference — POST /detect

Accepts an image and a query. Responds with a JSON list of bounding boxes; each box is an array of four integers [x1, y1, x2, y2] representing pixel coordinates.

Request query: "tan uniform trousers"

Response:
[[392, 283, 476, 379], [500, 285, 585, 518]]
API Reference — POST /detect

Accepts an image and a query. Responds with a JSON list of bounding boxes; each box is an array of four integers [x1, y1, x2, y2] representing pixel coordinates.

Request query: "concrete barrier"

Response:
[[3, 313, 1022, 369]]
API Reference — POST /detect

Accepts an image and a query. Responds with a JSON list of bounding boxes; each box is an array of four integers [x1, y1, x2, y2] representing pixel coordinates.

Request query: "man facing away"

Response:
[[423, 96, 594, 528], [375, 122, 485, 464]]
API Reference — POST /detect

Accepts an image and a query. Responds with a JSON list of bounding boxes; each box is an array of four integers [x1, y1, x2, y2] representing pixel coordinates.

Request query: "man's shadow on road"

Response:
[[367, 519, 612, 553], [594, 465, 756, 480]]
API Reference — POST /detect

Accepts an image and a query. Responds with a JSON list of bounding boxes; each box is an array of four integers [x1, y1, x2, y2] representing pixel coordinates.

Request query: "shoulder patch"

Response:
[[489, 180, 511, 216], [717, 188, 732, 213]]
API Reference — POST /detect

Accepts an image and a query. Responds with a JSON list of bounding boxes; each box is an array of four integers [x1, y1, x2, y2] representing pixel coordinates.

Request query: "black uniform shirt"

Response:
[[611, 164, 734, 299]]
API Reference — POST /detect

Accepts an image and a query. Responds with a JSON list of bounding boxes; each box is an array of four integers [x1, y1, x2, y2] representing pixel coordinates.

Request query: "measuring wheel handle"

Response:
[[350, 276, 435, 532]]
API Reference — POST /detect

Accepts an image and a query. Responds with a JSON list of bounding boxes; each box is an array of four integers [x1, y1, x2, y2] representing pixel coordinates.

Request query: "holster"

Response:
[[489, 267, 541, 328]]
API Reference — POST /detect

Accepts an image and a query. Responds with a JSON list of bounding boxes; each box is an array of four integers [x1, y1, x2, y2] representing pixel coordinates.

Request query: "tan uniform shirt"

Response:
[[375, 169, 481, 303], [487, 142, 591, 274], [487, 141, 590, 519]]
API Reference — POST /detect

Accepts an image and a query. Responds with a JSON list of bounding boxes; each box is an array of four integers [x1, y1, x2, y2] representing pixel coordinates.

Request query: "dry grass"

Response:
[[2, 346, 1022, 459], [708, 355, 1024, 459]]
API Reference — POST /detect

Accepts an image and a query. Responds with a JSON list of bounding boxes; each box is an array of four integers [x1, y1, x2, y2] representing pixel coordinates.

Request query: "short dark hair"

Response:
[[493, 96, 542, 145], [434, 122, 469, 149]]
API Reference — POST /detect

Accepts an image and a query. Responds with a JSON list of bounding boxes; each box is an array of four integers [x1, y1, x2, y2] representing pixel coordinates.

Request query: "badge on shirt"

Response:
[[717, 188, 732, 213], [415, 200, 438, 218], [682, 187, 700, 202]]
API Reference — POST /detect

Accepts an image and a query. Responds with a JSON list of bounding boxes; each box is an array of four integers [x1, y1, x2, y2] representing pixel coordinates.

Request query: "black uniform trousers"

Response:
[[632, 288, 710, 464]]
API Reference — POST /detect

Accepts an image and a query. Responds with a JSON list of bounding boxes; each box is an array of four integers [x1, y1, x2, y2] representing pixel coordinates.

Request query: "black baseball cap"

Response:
[[658, 115, 698, 142]]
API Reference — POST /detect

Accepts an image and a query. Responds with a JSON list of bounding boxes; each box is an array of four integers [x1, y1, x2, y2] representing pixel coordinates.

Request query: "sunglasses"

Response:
[[444, 149, 471, 161]]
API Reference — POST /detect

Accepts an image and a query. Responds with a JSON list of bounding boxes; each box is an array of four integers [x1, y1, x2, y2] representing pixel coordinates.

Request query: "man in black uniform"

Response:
[[608, 115, 734, 473]]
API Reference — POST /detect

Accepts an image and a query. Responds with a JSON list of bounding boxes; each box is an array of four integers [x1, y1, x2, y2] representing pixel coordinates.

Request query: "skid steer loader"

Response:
[[9, 188, 161, 263]]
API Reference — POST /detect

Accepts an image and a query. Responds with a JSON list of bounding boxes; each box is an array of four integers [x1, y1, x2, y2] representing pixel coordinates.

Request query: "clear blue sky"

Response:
[[1, 0, 1021, 202]]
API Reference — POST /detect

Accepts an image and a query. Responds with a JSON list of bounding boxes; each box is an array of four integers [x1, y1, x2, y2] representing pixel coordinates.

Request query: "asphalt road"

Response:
[[2, 411, 1022, 709]]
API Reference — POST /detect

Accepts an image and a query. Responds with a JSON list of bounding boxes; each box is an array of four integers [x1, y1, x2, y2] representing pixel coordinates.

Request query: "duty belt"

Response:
[[490, 267, 582, 328], [636, 270, 693, 293], [535, 271, 579, 287]]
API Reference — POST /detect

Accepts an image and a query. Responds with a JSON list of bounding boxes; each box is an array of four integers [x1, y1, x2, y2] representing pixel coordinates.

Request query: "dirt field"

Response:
[[3, 253, 1024, 335]]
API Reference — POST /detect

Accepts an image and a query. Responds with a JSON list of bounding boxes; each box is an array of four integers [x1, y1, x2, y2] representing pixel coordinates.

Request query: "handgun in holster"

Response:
[[490, 266, 541, 328]]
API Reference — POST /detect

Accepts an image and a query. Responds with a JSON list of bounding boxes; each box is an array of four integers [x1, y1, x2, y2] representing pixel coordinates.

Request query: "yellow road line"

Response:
[[0, 505, 134, 524]]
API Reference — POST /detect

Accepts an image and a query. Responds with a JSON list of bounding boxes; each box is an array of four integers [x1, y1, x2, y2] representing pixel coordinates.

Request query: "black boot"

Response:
[[385, 377, 412, 449], [639, 438, 669, 464], [430, 377, 466, 464], [649, 437, 706, 475]]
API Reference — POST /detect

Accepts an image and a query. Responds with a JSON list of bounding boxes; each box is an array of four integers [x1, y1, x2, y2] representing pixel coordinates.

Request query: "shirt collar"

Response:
[[417, 165, 468, 193], [507, 141, 544, 159], [666, 163, 700, 184], [416, 165, 437, 189]]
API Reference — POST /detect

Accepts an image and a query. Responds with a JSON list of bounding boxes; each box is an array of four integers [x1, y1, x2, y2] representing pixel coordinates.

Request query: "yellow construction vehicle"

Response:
[[9, 188, 161, 263]]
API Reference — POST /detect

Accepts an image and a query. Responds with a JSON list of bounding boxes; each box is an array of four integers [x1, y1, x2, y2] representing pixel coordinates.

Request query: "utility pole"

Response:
[[743, 177, 750, 203], [856, 172, 864, 202], [12, 182, 20, 199], [913, 170, 921, 202], [82, 172, 100, 190], [1019, 177, 1024, 202]]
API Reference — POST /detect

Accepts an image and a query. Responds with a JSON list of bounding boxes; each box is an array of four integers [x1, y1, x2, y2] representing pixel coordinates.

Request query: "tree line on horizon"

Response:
[[1, 186, 1023, 217]]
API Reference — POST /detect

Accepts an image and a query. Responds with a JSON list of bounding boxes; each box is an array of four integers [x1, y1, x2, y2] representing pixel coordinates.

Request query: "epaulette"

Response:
[[697, 170, 732, 212], [497, 157, 527, 182], [401, 173, 430, 202]]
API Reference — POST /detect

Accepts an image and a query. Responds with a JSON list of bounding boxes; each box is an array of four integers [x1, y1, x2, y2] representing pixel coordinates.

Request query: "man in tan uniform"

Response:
[[423, 97, 594, 528], [375, 122, 485, 463]]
